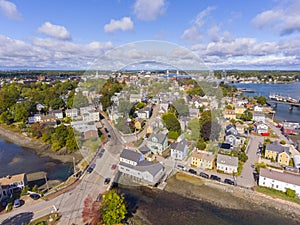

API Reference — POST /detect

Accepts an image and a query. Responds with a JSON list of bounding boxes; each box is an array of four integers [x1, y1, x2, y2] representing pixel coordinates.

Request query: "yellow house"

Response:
[[224, 109, 236, 120], [191, 150, 215, 170], [235, 107, 246, 115], [278, 151, 290, 166], [265, 143, 290, 165]]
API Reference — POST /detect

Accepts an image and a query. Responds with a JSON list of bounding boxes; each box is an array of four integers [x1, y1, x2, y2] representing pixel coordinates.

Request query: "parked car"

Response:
[[188, 169, 197, 175], [224, 178, 235, 185], [210, 175, 221, 182], [104, 128, 109, 133], [104, 178, 111, 185], [87, 163, 96, 174], [199, 172, 209, 179], [111, 164, 117, 170], [13, 199, 21, 208], [30, 193, 40, 200]]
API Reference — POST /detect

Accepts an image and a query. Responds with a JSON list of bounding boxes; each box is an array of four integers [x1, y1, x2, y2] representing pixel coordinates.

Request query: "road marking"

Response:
[[35, 205, 52, 214], [93, 154, 111, 185]]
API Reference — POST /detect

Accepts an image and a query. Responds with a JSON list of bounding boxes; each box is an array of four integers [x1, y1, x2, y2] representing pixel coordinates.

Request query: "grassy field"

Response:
[[255, 186, 300, 205]]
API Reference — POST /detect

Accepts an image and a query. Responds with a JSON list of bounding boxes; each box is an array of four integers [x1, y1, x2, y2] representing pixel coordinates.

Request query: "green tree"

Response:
[[136, 102, 146, 109], [280, 140, 286, 145], [240, 110, 253, 121], [66, 126, 78, 151], [118, 100, 132, 116], [286, 188, 296, 198], [161, 112, 181, 136], [168, 130, 179, 140], [186, 118, 200, 141], [257, 96, 267, 105], [73, 92, 89, 108], [101, 189, 127, 225], [197, 139, 206, 150]]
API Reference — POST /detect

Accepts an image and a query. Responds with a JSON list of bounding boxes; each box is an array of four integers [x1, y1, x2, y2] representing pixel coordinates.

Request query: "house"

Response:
[[265, 142, 290, 166], [28, 114, 42, 124], [36, 103, 45, 111], [259, 168, 300, 197], [146, 132, 168, 155], [253, 113, 265, 123], [293, 155, 300, 169], [71, 121, 98, 140], [235, 123, 246, 134], [0, 173, 27, 200], [235, 107, 246, 115], [254, 106, 263, 112], [49, 110, 64, 119], [130, 94, 142, 104], [82, 110, 100, 122], [191, 150, 214, 170], [217, 154, 238, 174], [282, 126, 295, 135], [40, 114, 56, 124], [118, 149, 164, 185], [225, 125, 238, 136], [170, 139, 188, 160], [80, 105, 95, 115], [224, 109, 236, 120], [66, 108, 79, 119], [225, 134, 245, 147], [255, 122, 269, 134], [137, 106, 152, 119]]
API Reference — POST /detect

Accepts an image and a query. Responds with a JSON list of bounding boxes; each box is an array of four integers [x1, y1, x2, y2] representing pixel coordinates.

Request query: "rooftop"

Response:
[[266, 143, 290, 154], [120, 149, 142, 163], [260, 168, 300, 187], [0, 173, 26, 186], [217, 154, 238, 167]]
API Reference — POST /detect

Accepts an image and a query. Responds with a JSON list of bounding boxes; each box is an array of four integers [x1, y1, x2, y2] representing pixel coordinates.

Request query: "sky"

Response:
[[0, 0, 300, 70]]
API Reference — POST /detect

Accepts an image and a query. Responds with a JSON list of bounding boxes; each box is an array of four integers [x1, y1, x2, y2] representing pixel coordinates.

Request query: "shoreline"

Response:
[[0, 126, 81, 164]]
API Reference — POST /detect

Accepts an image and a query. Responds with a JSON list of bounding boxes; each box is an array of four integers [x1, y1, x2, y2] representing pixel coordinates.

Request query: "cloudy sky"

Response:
[[0, 0, 300, 70]]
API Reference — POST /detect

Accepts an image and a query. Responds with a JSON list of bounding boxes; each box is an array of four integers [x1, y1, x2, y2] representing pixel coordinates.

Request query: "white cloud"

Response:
[[252, 0, 300, 35], [38, 22, 71, 40], [104, 17, 134, 33], [134, 0, 166, 21], [181, 6, 215, 42], [0, 0, 21, 20]]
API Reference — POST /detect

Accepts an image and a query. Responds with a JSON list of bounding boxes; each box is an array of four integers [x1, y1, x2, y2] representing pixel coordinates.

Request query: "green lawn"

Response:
[[255, 186, 300, 204]]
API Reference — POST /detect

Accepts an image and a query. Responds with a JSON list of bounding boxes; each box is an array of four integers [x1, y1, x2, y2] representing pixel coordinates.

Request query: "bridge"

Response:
[[267, 100, 300, 110]]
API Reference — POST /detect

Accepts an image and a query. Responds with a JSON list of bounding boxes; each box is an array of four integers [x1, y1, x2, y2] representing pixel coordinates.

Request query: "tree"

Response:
[[161, 112, 181, 136], [82, 195, 101, 225], [118, 100, 132, 116], [280, 140, 286, 145], [257, 96, 267, 105], [66, 126, 79, 151], [200, 121, 221, 141], [168, 130, 179, 140], [240, 110, 253, 121], [135, 102, 146, 109], [286, 188, 296, 198], [186, 118, 200, 141], [100, 189, 127, 225], [197, 139, 206, 150]]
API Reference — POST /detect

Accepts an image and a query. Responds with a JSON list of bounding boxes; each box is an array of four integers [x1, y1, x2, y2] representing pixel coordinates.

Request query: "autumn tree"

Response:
[[100, 189, 127, 225], [82, 195, 101, 225]]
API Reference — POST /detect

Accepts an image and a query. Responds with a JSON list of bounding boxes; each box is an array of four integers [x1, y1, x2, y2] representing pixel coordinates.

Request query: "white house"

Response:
[[217, 154, 238, 174], [254, 105, 263, 112], [0, 173, 27, 200], [82, 110, 100, 122], [66, 108, 79, 119], [146, 132, 168, 155], [49, 110, 64, 119], [118, 149, 164, 185], [170, 139, 188, 160], [137, 107, 152, 119], [28, 114, 42, 124], [253, 113, 265, 123], [259, 168, 300, 197], [255, 122, 268, 134]]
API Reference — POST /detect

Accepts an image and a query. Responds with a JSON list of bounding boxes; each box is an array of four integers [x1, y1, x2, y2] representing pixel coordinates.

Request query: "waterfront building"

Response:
[[0, 173, 27, 200], [146, 132, 168, 155], [259, 168, 300, 197], [265, 143, 290, 166], [118, 149, 164, 185], [191, 150, 214, 170], [217, 154, 238, 174], [170, 138, 188, 160]]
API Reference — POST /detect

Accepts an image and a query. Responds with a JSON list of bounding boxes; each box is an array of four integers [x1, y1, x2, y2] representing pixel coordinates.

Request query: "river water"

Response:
[[234, 82, 300, 122], [0, 139, 72, 181]]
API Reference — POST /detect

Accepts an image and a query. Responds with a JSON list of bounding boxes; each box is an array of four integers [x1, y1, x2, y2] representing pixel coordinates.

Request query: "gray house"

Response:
[[225, 134, 245, 147], [170, 139, 188, 160], [146, 132, 168, 155], [118, 149, 164, 185], [217, 154, 238, 174]]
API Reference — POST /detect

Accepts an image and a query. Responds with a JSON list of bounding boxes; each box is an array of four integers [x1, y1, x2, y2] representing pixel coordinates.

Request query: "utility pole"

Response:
[[44, 174, 49, 192], [73, 157, 76, 174]]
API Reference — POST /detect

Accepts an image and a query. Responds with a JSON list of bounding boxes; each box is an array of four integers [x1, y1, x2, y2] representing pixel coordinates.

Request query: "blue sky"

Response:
[[0, 0, 300, 70]]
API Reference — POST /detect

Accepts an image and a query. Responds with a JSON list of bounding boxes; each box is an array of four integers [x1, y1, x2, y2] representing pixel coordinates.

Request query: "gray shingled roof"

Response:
[[139, 145, 150, 154], [171, 139, 187, 152], [260, 168, 300, 186], [217, 154, 238, 167], [148, 132, 167, 144], [137, 160, 164, 176], [120, 149, 141, 163], [266, 143, 290, 154]]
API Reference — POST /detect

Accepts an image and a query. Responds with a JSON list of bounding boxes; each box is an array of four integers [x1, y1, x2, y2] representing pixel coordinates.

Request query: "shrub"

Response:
[[286, 188, 296, 198], [280, 140, 286, 145], [6, 202, 13, 212]]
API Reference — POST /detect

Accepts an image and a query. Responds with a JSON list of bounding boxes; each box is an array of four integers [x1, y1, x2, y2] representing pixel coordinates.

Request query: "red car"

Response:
[[111, 164, 117, 170]]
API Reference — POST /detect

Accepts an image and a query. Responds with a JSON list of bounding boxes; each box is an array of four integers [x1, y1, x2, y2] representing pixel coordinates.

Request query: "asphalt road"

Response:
[[0, 117, 123, 225]]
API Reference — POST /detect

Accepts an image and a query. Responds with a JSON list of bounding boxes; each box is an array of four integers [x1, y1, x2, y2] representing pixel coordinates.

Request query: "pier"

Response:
[[267, 100, 300, 111]]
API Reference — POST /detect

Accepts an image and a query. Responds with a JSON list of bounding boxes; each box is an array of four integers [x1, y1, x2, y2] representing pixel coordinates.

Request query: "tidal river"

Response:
[[234, 82, 300, 122], [0, 138, 72, 182]]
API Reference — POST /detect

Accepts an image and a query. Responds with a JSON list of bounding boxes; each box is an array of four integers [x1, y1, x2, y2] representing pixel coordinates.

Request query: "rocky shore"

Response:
[[121, 172, 300, 225], [0, 126, 81, 163]]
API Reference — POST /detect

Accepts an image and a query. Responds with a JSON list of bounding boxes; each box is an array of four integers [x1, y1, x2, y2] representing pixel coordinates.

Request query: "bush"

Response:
[[286, 188, 296, 198], [21, 185, 29, 196], [280, 140, 286, 145], [32, 184, 38, 193], [6, 202, 13, 212]]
